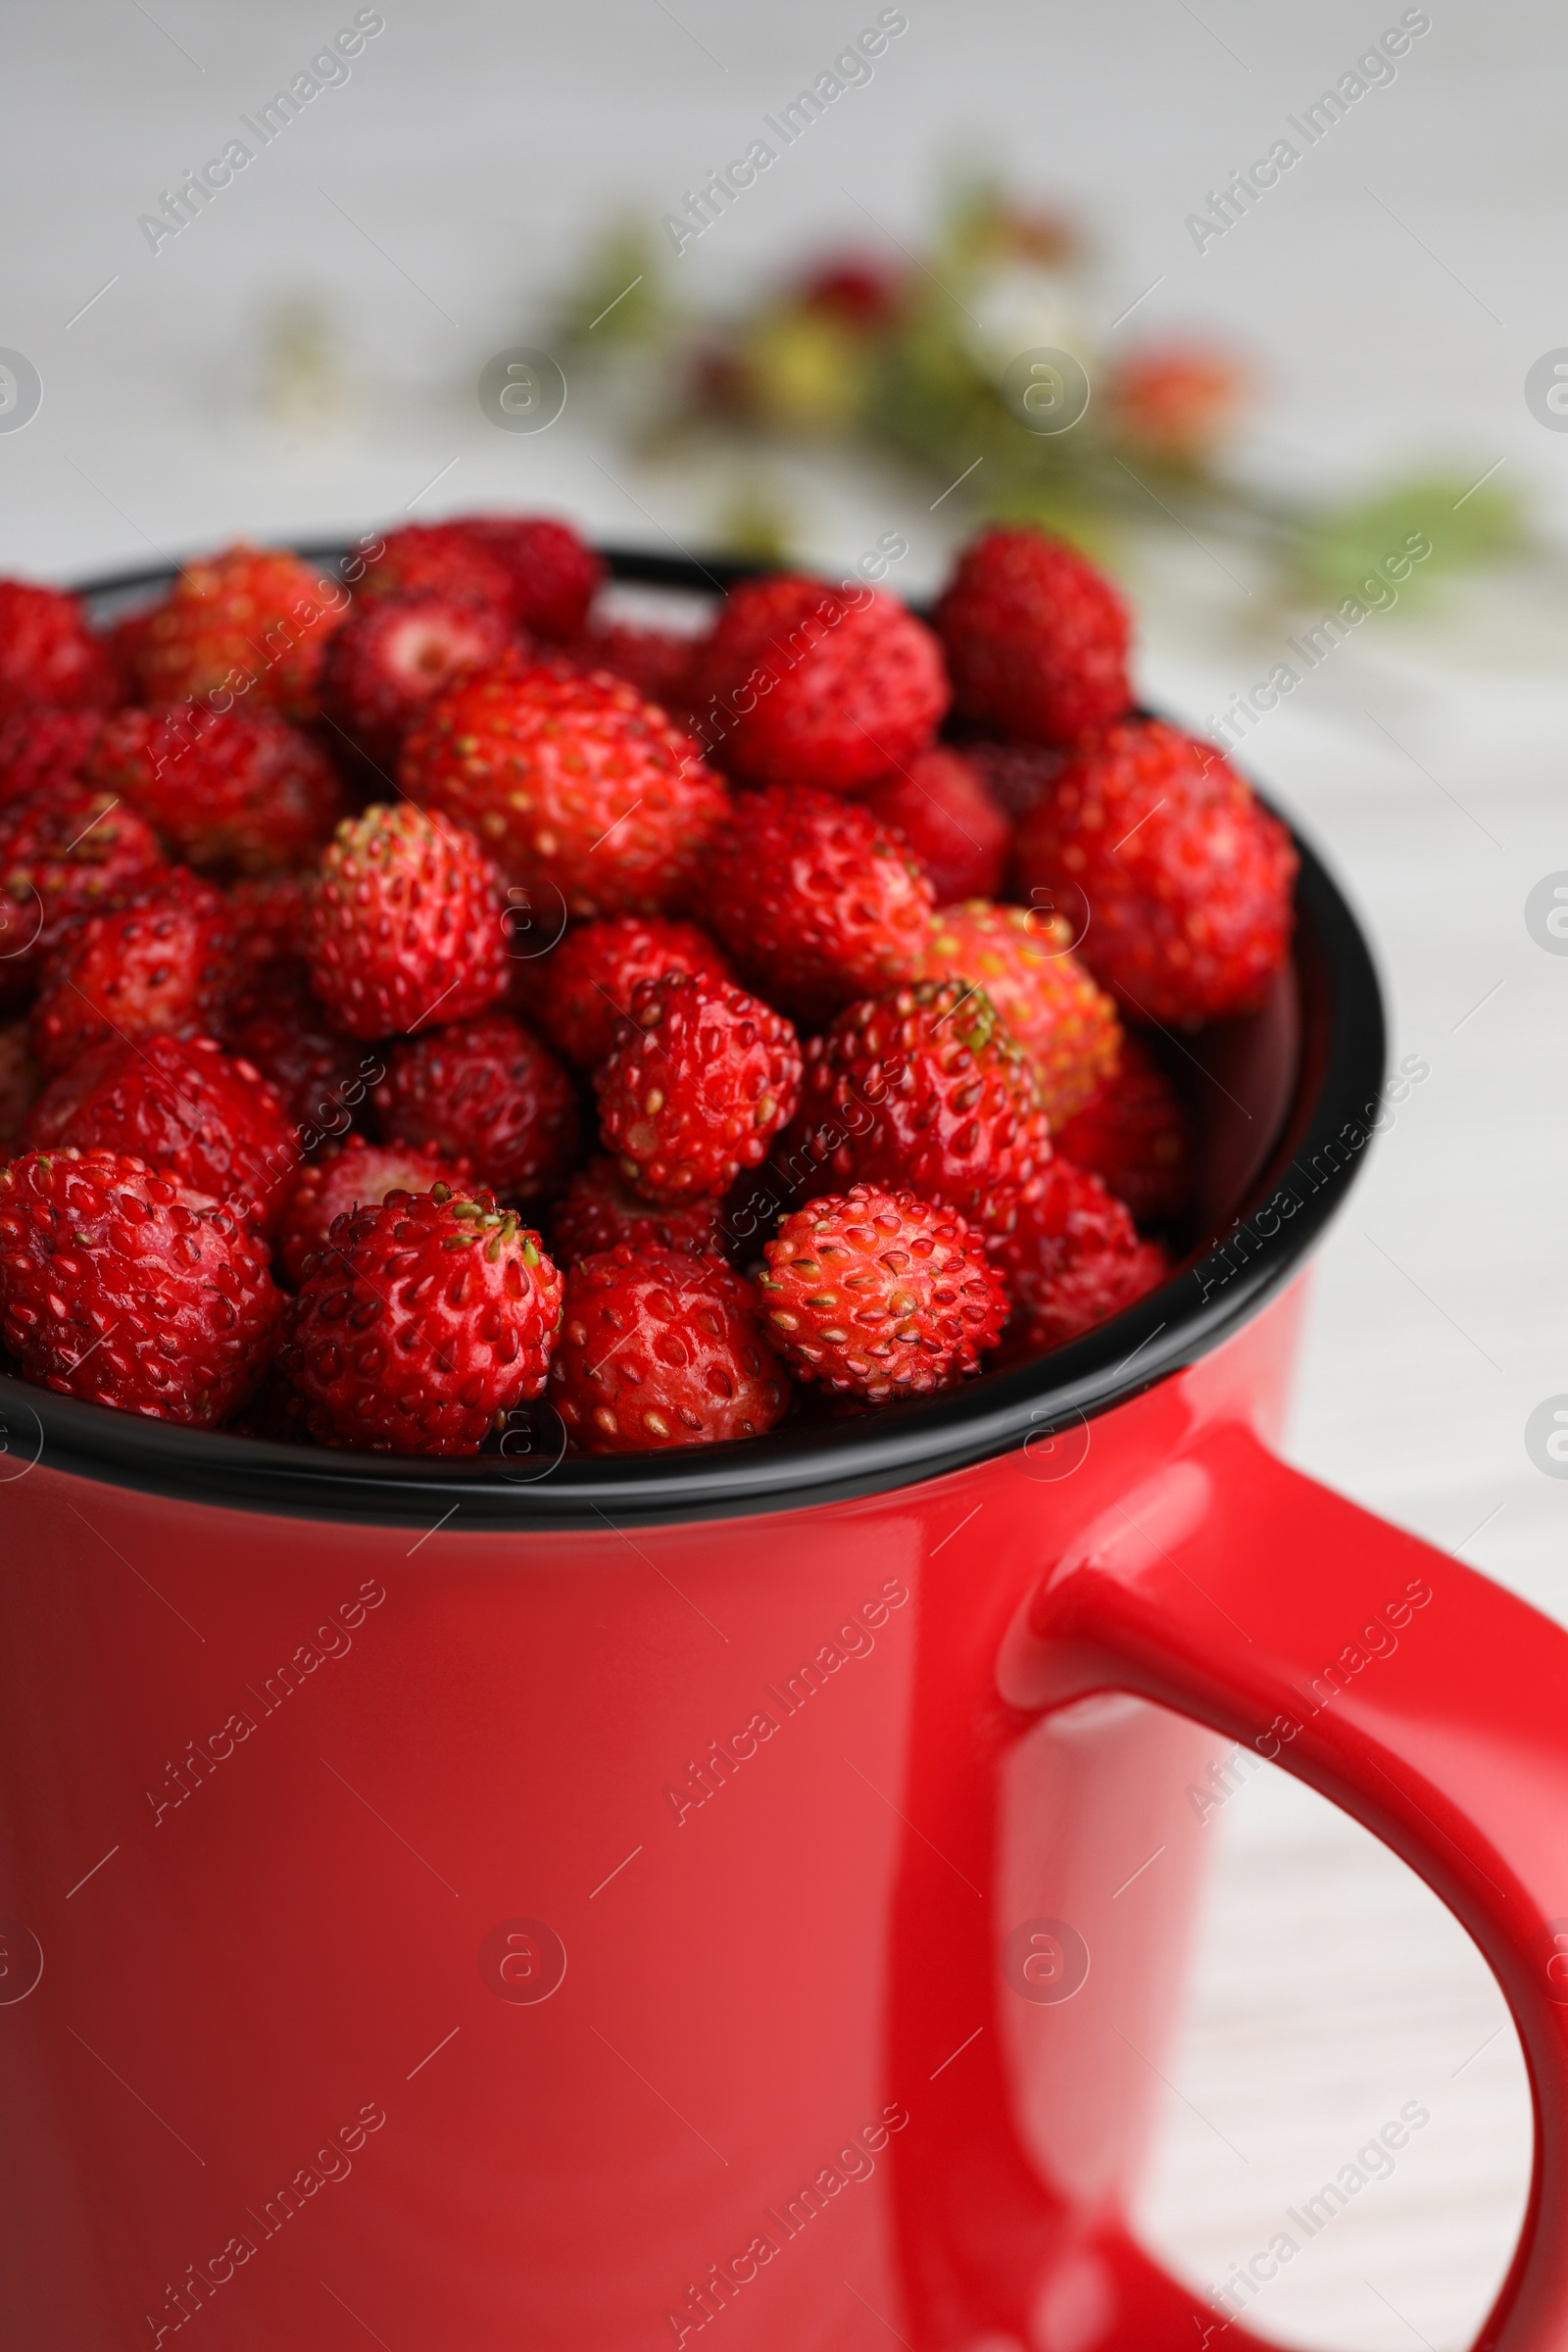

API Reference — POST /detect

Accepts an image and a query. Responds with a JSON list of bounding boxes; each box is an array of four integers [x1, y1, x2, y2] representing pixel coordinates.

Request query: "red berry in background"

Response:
[[375, 1013, 579, 1203], [86, 704, 345, 876], [795, 256, 903, 328], [936, 526, 1132, 746], [0, 707, 104, 808], [455, 514, 605, 640], [25, 1034, 300, 1236], [690, 572, 949, 792], [281, 1187, 564, 1454], [401, 658, 728, 920], [563, 620, 697, 713], [0, 581, 118, 722], [352, 521, 517, 618], [787, 979, 1051, 1238], [318, 592, 515, 774], [1054, 1032, 1190, 1227], [550, 1243, 787, 1452], [537, 914, 733, 1069], [595, 971, 802, 1204], [0, 1149, 282, 1425], [549, 1155, 731, 1267], [306, 803, 511, 1042], [705, 785, 933, 1024], [0, 783, 168, 1005], [859, 747, 1009, 904], [1013, 717, 1298, 1025], [951, 738, 1065, 823], [226, 873, 309, 972], [275, 1134, 473, 1286], [221, 959, 377, 1139], [918, 899, 1121, 1128], [134, 544, 347, 719], [0, 1018, 40, 1146], [1108, 341, 1247, 463], [29, 868, 236, 1073], [504, 934, 557, 1033], [990, 1157, 1168, 1350], [760, 1184, 1005, 1401], [100, 606, 152, 703]]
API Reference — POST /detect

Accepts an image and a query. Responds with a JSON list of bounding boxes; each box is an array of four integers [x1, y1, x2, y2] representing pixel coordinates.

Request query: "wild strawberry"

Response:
[[29, 868, 236, 1073], [0, 783, 168, 1004], [549, 1244, 787, 1452], [133, 544, 347, 718], [689, 572, 949, 792], [0, 1148, 281, 1425], [796, 257, 904, 326], [563, 619, 697, 712], [959, 738, 1065, 821], [918, 900, 1121, 1128], [400, 659, 728, 920], [0, 707, 103, 808], [24, 1035, 300, 1236], [0, 1018, 40, 1146], [595, 971, 801, 1203], [1054, 1033, 1189, 1226], [705, 785, 933, 1023], [1012, 717, 1297, 1024], [86, 704, 345, 875], [226, 874, 309, 972], [275, 1134, 472, 1286], [859, 746, 1010, 904], [990, 1158, 1168, 1349], [100, 606, 152, 703], [1108, 341, 1246, 462], [280, 1187, 564, 1454], [549, 1155, 731, 1266], [318, 592, 514, 773], [787, 978, 1051, 1236], [454, 514, 604, 639], [354, 522, 518, 618], [221, 959, 377, 1141], [537, 914, 732, 1069], [305, 804, 511, 1042], [374, 1013, 579, 1202], [936, 526, 1132, 746], [760, 1185, 1005, 1400], [0, 582, 118, 721], [503, 939, 555, 1033]]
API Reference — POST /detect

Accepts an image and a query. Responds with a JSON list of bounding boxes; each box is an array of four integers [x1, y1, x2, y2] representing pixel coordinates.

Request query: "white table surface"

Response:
[[3, 3, 1564, 2343]]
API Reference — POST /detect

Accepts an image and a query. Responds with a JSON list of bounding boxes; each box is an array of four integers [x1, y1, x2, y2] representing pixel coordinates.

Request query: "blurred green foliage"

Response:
[[556, 184, 1527, 607]]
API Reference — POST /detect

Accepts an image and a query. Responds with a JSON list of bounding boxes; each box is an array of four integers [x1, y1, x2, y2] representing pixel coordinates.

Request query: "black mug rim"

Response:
[[0, 543, 1387, 1529]]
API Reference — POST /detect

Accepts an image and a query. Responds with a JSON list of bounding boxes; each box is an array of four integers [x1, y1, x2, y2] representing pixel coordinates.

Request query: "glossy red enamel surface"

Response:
[[0, 1282, 1565, 2350]]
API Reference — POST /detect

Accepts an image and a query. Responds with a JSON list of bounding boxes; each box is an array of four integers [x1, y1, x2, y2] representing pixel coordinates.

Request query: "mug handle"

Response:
[[1022, 1420, 1568, 2352]]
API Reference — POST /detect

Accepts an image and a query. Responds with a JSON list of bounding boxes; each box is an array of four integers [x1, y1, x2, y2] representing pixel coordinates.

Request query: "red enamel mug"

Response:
[[1, 551, 1564, 2352]]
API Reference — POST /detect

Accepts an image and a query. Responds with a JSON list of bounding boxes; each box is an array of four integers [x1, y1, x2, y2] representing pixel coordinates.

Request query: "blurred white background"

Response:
[[5, 3, 1566, 2344]]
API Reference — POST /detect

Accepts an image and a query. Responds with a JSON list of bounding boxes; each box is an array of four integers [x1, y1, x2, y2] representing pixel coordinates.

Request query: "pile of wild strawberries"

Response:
[[0, 514, 1296, 1457]]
